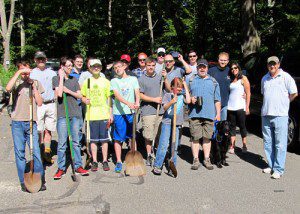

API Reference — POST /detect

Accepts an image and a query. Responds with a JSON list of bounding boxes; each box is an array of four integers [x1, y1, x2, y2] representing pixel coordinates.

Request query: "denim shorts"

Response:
[[89, 120, 110, 143], [113, 114, 133, 142]]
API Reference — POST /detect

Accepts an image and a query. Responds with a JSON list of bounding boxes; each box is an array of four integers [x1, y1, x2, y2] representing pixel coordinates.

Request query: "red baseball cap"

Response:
[[120, 54, 131, 63]]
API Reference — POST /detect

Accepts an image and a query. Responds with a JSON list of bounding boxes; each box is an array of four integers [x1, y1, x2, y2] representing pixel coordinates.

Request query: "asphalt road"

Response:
[[0, 112, 299, 214]]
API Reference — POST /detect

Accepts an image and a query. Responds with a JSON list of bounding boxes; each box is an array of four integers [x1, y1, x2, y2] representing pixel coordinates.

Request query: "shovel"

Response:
[[24, 84, 42, 193], [125, 109, 146, 176], [168, 77, 179, 178], [63, 93, 77, 182], [84, 78, 92, 169]]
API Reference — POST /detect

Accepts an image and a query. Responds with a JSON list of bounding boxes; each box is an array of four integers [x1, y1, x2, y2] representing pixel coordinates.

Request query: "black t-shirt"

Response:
[[52, 76, 81, 118]]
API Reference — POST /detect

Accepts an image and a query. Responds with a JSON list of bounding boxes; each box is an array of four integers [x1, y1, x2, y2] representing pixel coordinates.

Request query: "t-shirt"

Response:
[[208, 66, 230, 107], [79, 71, 105, 86], [30, 67, 56, 101], [155, 62, 164, 74], [166, 66, 185, 83], [110, 76, 139, 115], [139, 73, 164, 116], [81, 76, 111, 120], [11, 80, 44, 121], [162, 93, 184, 125], [52, 76, 81, 118]]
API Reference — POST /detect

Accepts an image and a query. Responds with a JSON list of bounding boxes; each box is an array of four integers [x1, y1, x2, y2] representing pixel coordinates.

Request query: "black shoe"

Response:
[[102, 161, 110, 171], [91, 162, 99, 172], [40, 184, 47, 191], [21, 183, 27, 192]]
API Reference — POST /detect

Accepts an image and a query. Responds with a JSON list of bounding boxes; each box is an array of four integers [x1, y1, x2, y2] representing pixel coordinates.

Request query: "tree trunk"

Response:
[[108, 0, 112, 29], [20, 1, 25, 57], [241, 0, 261, 58], [0, 0, 16, 70], [146, 0, 154, 54]]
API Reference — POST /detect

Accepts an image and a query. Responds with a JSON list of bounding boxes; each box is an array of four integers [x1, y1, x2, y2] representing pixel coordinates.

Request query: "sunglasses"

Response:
[[268, 62, 277, 66], [138, 59, 146, 62], [165, 60, 174, 63], [158, 54, 165, 57], [231, 66, 238, 70], [189, 55, 197, 58]]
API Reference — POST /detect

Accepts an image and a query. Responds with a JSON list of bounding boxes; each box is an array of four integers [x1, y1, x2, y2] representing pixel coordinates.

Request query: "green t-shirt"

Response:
[[81, 76, 111, 120], [110, 76, 139, 115]]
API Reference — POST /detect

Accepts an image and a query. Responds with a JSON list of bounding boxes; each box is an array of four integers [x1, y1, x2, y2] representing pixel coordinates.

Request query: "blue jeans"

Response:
[[262, 116, 288, 175], [221, 106, 228, 121], [11, 121, 44, 184], [154, 123, 180, 168], [57, 117, 82, 171]]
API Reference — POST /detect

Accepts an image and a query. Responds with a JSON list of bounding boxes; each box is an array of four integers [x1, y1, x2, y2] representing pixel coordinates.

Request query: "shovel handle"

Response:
[[29, 84, 34, 163]]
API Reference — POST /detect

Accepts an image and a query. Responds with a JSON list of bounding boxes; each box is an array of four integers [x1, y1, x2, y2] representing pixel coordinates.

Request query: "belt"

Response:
[[43, 99, 55, 104]]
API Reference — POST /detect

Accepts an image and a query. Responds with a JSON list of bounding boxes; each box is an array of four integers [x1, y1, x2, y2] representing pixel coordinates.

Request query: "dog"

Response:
[[210, 121, 231, 168]]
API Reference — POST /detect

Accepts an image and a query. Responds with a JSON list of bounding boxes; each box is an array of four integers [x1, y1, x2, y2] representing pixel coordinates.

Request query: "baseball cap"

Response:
[[267, 56, 280, 64], [170, 51, 179, 58], [90, 59, 102, 66], [196, 59, 209, 67], [34, 51, 46, 59], [120, 54, 131, 63], [157, 47, 166, 54]]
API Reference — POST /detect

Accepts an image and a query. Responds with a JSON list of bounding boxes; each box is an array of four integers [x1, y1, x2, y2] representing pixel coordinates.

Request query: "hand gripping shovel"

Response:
[[168, 77, 178, 178], [63, 93, 77, 182], [150, 75, 164, 165], [84, 78, 92, 169], [24, 84, 42, 193], [125, 109, 146, 176]]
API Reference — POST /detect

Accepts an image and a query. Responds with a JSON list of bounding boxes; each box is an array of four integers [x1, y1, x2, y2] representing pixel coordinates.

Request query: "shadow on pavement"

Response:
[[235, 147, 268, 169]]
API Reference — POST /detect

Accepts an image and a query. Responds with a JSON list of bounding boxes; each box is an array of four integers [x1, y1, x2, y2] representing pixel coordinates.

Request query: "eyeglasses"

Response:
[[189, 55, 197, 58], [165, 60, 174, 63], [231, 66, 238, 70], [65, 64, 73, 68], [268, 62, 277, 66], [158, 54, 165, 57], [138, 59, 146, 62]]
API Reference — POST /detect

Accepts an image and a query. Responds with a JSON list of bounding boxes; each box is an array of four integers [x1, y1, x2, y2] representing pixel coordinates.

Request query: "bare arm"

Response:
[[134, 88, 140, 108], [163, 95, 177, 111], [63, 88, 82, 99], [178, 54, 192, 74], [6, 69, 31, 92], [32, 83, 43, 106], [140, 93, 162, 104], [55, 69, 64, 98], [113, 89, 135, 109], [183, 81, 191, 104], [289, 93, 298, 102], [215, 101, 221, 121], [243, 76, 251, 115]]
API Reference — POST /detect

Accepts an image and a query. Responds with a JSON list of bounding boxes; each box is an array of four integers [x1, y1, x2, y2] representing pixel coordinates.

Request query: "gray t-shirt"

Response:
[[166, 66, 185, 83], [162, 93, 184, 125], [139, 73, 164, 116], [155, 62, 164, 75], [52, 76, 81, 118]]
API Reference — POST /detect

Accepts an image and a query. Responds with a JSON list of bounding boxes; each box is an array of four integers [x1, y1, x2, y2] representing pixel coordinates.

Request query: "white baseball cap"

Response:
[[157, 47, 166, 54], [90, 59, 102, 66]]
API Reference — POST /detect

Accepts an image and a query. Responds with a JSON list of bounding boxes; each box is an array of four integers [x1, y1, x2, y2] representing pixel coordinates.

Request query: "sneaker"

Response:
[[262, 167, 272, 174], [271, 172, 281, 179], [152, 167, 162, 175], [102, 161, 110, 171], [229, 147, 235, 154], [91, 162, 98, 172], [39, 184, 47, 191], [242, 146, 248, 153], [75, 167, 89, 176], [21, 183, 27, 192], [146, 155, 153, 166], [191, 158, 200, 170], [203, 158, 214, 170], [115, 162, 122, 173], [54, 169, 65, 180]]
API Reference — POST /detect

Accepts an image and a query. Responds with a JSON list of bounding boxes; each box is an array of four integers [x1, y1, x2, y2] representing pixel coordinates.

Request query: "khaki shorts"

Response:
[[37, 103, 57, 132], [142, 115, 162, 141], [189, 118, 214, 141]]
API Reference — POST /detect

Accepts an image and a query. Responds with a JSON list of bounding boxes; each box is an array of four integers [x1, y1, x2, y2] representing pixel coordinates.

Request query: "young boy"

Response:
[[81, 59, 113, 171], [152, 78, 190, 176], [6, 61, 46, 192], [52, 57, 89, 180], [110, 61, 140, 173]]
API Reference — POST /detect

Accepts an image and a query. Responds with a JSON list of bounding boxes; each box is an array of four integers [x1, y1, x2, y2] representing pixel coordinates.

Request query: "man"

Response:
[[132, 53, 148, 78], [139, 57, 169, 165], [208, 52, 231, 121], [261, 56, 298, 179], [155, 47, 166, 74], [120, 54, 136, 77], [30, 51, 57, 164], [110, 61, 140, 173], [188, 59, 221, 170], [6, 61, 46, 192], [70, 54, 84, 80]]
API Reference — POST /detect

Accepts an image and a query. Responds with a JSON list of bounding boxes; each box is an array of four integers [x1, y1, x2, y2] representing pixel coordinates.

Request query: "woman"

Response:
[[227, 62, 251, 154]]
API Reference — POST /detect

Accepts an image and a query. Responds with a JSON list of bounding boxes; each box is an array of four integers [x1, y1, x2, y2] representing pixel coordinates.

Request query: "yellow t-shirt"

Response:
[[81, 76, 111, 121]]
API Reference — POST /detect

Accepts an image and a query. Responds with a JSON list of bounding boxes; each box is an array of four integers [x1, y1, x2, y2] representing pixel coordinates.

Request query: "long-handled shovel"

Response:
[[150, 75, 164, 165], [125, 109, 146, 176], [168, 77, 178, 178], [63, 93, 77, 182], [84, 78, 92, 169], [24, 84, 42, 193]]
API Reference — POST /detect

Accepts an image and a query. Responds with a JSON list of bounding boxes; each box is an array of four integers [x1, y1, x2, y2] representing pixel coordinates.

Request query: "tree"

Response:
[[0, 0, 16, 69]]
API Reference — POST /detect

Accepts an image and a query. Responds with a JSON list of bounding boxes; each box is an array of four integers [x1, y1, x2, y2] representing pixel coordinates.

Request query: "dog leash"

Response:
[[212, 120, 222, 142]]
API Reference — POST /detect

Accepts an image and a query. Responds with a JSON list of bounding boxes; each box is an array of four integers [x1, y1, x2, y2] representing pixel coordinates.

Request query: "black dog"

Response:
[[210, 121, 231, 168]]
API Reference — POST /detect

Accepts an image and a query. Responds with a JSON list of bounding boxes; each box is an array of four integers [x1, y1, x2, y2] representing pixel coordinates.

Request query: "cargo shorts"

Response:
[[189, 118, 214, 141]]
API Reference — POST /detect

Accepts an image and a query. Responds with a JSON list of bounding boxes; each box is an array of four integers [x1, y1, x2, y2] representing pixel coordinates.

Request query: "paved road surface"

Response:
[[0, 112, 299, 213]]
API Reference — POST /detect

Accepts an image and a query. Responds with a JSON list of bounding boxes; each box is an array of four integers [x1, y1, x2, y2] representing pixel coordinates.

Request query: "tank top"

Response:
[[228, 79, 246, 111]]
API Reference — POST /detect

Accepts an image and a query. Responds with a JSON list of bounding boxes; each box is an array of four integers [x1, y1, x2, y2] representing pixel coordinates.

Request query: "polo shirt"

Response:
[[132, 67, 146, 78], [188, 74, 221, 120], [261, 69, 297, 117]]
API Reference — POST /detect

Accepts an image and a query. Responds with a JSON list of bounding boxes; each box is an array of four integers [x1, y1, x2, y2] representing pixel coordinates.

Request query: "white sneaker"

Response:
[[271, 172, 281, 179], [262, 167, 272, 174], [229, 147, 235, 154]]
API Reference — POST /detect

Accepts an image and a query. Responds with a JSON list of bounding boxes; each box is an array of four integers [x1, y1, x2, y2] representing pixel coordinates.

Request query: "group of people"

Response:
[[6, 47, 298, 192]]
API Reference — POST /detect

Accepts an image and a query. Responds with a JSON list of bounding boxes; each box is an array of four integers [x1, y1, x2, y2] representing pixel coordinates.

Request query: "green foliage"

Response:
[[0, 65, 17, 87]]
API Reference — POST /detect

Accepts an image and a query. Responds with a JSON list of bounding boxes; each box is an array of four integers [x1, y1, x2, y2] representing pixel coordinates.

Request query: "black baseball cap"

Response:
[[196, 59, 208, 67]]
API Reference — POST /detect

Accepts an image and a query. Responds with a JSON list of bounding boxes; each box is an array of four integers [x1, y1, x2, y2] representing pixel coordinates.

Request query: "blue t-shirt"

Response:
[[167, 66, 185, 83], [208, 66, 230, 107], [162, 93, 184, 125], [188, 75, 221, 121]]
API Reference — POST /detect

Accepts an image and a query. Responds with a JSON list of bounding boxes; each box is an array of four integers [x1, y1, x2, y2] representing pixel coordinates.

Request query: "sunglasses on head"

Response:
[[231, 66, 238, 70]]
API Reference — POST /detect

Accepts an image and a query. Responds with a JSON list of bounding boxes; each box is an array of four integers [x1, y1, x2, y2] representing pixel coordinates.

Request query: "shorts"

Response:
[[142, 115, 162, 141], [37, 103, 57, 132], [113, 114, 134, 142], [189, 118, 214, 141], [89, 120, 110, 143]]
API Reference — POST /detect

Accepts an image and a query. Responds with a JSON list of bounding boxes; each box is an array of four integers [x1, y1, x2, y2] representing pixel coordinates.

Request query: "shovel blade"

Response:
[[125, 151, 146, 177], [24, 171, 42, 193], [168, 160, 178, 178]]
